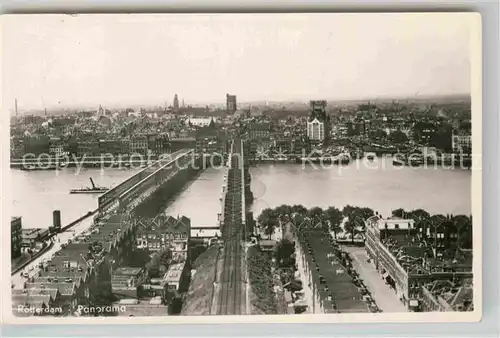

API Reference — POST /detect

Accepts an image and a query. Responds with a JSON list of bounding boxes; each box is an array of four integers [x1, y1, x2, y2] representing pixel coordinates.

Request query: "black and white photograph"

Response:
[[2, 13, 481, 322]]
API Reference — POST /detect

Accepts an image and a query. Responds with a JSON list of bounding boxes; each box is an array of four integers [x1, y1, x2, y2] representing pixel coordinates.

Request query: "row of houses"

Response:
[[136, 215, 191, 262], [13, 214, 137, 316], [294, 226, 370, 314], [364, 215, 473, 312]]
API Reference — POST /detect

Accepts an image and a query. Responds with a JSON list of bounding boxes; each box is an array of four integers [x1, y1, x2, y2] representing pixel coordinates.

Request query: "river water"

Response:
[[10, 168, 140, 228], [10, 161, 471, 230], [250, 161, 472, 218]]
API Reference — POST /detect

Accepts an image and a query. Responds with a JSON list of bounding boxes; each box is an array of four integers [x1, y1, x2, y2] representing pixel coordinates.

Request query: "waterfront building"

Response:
[[226, 93, 237, 114], [364, 215, 473, 311], [99, 139, 130, 156], [273, 138, 294, 155], [129, 135, 149, 156], [452, 131, 472, 154], [76, 140, 100, 158], [413, 121, 437, 145], [11, 217, 22, 259], [23, 135, 50, 156]]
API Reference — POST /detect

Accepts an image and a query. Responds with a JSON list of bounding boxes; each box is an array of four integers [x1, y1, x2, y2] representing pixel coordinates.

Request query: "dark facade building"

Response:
[[11, 217, 22, 259], [173, 94, 179, 111], [247, 123, 271, 140], [226, 93, 237, 114], [23, 136, 50, 156], [307, 100, 330, 142], [413, 121, 437, 145]]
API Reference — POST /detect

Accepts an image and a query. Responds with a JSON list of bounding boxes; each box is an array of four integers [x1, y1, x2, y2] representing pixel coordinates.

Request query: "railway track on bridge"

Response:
[[216, 139, 246, 315]]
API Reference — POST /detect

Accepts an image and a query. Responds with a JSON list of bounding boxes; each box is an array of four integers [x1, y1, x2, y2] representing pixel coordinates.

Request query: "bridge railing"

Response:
[[98, 149, 190, 211], [118, 150, 194, 207]]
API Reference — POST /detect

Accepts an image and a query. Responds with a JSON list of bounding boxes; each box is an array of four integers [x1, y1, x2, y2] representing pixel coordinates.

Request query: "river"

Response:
[[10, 168, 140, 228], [10, 161, 471, 230]]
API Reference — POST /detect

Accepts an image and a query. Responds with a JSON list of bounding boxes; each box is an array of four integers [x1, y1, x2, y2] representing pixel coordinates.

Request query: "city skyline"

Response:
[[3, 13, 474, 111]]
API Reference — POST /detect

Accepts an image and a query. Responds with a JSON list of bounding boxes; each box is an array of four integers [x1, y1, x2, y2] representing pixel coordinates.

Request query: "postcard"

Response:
[[1, 13, 482, 324]]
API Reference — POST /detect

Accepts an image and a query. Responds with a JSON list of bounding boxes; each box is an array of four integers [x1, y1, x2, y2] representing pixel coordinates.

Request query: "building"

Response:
[[295, 227, 369, 313], [49, 137, 66, 157], [173, 94, 179, 110], [76, 140, 100, 158], [129, 135, 148, 155], [413, 121, 437, 145], [11, 217, 22, 259], [419, 279, 473, 312], [307, 100, 329, 141], [247, 123, 271, 140], [186, 117, 215, 128], [226, 93, 237, 114], [111, 266, 147, 299], [365, 215, 473, 311], [307, 118, 325, 141], [452, 131, 472, 154], [136, 215, 190, 261], [22, 228, 50, 249], [163, 262, 188, 292], [14, 214, 137, 316]]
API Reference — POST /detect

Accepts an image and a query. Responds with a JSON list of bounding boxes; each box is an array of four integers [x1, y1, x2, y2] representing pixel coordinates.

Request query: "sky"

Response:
[[3, 13, 477, 111]]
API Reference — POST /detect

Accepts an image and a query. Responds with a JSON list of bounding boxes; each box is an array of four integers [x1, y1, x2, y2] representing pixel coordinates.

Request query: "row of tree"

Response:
[[256, 204, 473, 249], [256, 204, 375, 240]]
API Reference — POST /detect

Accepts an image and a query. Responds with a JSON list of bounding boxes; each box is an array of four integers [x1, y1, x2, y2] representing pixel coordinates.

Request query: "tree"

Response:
[[452, 215, 473, 249], [407, 209, 431, 237], [308, 207, 323, 225], [258, 208, 278, 239], [429, 214, 446, 243], [342, 205, 355, 218], [325, 206, 343, 239], [159, 248, 172, 266], [392, 208, 407, 218], [291, 204, 308, 215], [291, 213, 307, 231], [275, 204, 292, 220], [357, 207, 375, 223], [274, 239, 295, 268]]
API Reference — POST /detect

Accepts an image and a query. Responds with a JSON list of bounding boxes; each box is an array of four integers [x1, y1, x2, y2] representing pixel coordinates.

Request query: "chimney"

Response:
[[53, 210, 61, 229]]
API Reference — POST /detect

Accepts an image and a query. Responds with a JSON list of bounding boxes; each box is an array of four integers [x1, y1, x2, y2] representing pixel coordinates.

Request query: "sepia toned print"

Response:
[[2, 13, 481, 323]]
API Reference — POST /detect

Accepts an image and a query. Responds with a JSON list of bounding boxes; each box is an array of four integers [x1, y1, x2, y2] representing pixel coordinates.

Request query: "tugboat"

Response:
[[70, 177, 108, 194]]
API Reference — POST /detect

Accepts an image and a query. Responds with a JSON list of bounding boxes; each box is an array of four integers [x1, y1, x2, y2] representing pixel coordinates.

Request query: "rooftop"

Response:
[[114, 267, 143, 277], [298, 228, 369, 313], [164, 262, 185, 283]]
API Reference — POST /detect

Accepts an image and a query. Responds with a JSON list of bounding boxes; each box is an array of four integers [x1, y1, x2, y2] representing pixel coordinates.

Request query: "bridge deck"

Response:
[[216, 139, 247, 315], [98, 149, 193, 211]]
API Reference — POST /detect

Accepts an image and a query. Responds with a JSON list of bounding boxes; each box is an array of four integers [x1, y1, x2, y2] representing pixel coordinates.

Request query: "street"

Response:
[[11, 216, 94, 289], [343, 246, 407, 313]]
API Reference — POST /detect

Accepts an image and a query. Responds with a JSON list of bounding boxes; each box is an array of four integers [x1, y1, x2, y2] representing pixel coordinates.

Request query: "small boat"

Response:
[[70, 177, 109, 194]]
